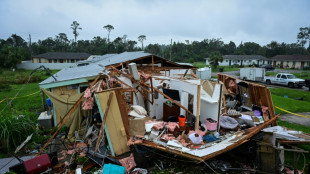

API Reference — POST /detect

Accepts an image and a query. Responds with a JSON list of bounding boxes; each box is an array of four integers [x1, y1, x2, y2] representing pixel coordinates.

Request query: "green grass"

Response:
[[269, 88, 310, 115], [194, 61, 207, 68], [265, 71, 310, 80], [0, 69, 59, 152]]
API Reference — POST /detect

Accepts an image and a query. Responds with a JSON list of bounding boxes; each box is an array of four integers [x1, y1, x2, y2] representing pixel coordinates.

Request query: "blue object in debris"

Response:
[[203, 134, 218, 142], [46, 98, 52, 106], [103, 164, 125, 174], [283, 95, 288, 98]]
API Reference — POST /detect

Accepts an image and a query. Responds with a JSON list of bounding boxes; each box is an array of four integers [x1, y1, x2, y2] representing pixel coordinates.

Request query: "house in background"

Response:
[[32, 52, 91, 63], [271, 55, 310, 69], [205, 55, 270, 66]]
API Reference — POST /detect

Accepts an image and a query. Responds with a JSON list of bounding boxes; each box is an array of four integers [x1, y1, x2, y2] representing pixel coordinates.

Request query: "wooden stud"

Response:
[[195, 85, 201, 130], [183, 69, 189, 79], [152, 55, 154, 71]]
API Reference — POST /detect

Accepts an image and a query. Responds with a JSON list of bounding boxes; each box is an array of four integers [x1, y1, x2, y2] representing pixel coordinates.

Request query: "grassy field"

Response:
[[0, 69, 59, 152], [266, 71, 310, 80], [269, 88, 310, 115]]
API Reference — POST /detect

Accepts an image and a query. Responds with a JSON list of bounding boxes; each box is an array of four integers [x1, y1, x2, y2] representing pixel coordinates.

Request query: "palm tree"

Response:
[[138, 35, 146, 50], [209, 51, 223, 69], [103, 24, 114, 42], [70, 21, 82, 43]]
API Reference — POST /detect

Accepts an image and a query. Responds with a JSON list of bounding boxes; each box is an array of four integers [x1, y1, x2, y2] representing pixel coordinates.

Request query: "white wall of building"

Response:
[[205, 58, 270, 66]]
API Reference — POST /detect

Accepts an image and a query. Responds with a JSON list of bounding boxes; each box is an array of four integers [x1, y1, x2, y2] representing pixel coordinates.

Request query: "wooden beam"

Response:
[[191, 70, 198, 78], [114, 77, 138, 93], [38, 74, 102, 156], [93, 92, 113, 155], [152, 55, 154, 71], [183, 69, 189, 78], [195, 85, 201, 129]]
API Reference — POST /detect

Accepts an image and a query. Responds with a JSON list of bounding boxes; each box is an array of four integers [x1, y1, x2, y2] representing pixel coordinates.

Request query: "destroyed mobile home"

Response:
[[7, 52, 310, 173]]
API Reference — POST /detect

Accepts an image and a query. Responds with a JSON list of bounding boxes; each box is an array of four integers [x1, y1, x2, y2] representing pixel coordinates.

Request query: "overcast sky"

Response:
[[0, 0, 309, 46]]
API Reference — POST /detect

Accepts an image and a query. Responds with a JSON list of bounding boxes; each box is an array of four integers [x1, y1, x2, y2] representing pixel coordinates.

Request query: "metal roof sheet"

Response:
[[39, 52, 151, 86]]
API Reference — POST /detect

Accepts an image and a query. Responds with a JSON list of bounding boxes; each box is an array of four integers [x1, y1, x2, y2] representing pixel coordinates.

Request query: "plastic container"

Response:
[[205, 118, 218, 131], [178, 115, 186, 126], [254, 110, 261, 116], [46, 98, 52, 106], [103, 164, 125, 174]]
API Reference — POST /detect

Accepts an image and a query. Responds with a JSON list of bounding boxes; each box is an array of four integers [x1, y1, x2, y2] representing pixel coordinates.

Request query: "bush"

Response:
[[29, 75, 42, 83], [0, 115, 35, 151], [0, 84, 11, 92], [15, 74, 42, 84]]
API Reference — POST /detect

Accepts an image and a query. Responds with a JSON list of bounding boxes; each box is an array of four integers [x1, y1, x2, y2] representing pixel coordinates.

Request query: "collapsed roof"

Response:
[[39, 51, 194, 89]]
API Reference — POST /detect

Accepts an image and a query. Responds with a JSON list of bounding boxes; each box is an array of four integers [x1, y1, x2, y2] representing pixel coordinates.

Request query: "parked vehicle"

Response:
[[240, 68, 265, 81], [260, 64, 275, 71], [264, 73, 305, 88], [305, 79, 310, 91]]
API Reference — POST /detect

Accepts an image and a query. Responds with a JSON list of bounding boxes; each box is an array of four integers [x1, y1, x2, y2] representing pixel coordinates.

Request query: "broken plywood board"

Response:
[[95, 90, 130, 156]]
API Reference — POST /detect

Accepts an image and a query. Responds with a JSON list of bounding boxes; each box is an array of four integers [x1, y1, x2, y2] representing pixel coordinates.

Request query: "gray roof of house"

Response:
[[33, 52, 91, 60], [271, 55, 310, 61], [39, 52, 154, 86], [76, 54, 117, 65], [223, 55, 268, 60]]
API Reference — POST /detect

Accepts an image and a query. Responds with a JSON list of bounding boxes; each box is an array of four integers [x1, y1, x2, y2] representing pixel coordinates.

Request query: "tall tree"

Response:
[[209, 51, 223, 69], [138, 35, 146, 50], [297, 27, 310, 50], [71, 21, 82, 43], [103, 24, 114, 42]]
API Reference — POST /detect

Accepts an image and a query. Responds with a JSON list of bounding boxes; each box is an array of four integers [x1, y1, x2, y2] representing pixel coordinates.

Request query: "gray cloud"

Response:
[[0, 0, 309, 46]]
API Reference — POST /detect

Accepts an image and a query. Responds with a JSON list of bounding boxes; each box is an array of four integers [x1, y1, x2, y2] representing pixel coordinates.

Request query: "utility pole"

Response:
[[170, 38, 172, 61], [28, 34, 32, 59]]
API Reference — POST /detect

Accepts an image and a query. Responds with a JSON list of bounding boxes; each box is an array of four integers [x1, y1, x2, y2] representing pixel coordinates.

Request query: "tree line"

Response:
[[0, 21, 309, 69]]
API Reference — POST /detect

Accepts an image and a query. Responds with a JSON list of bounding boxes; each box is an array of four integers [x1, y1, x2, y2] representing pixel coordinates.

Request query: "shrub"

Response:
[[29, 75, 42, 83], [15, 74, 28, 84], [15, 74, 42, 84], [0, 84, 11, 92], [0, 115, 35, 151]]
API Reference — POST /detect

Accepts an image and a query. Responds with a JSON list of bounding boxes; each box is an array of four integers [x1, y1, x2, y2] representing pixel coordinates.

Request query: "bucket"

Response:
[[205, 118, 218, 131], [178, 115, 186, 126]]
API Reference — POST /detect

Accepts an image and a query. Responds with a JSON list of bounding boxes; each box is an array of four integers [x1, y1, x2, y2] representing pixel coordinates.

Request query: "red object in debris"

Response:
[[178, 115, 186, 126], [24, 154, 51, 174]]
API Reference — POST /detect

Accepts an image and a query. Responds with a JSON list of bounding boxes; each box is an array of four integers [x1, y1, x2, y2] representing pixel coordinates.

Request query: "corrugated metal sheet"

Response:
[[39, 52, 151, 86], [76, 54, 117, 65]]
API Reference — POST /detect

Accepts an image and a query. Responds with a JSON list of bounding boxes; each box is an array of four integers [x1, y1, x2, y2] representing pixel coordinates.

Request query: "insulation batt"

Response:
[[167, 122, 179, 132], [152, 122, 165, 130], [161, 134, 176, 140], [179, 138, 190, 147], [119, 153, 136, 173], [188, 129, 206, 137], [141, 74, 151, 82], [82, 88, 94, 110], [262, 106, 269, 121], [127, 136, 144, 146], [82, 97, 94, 110]]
